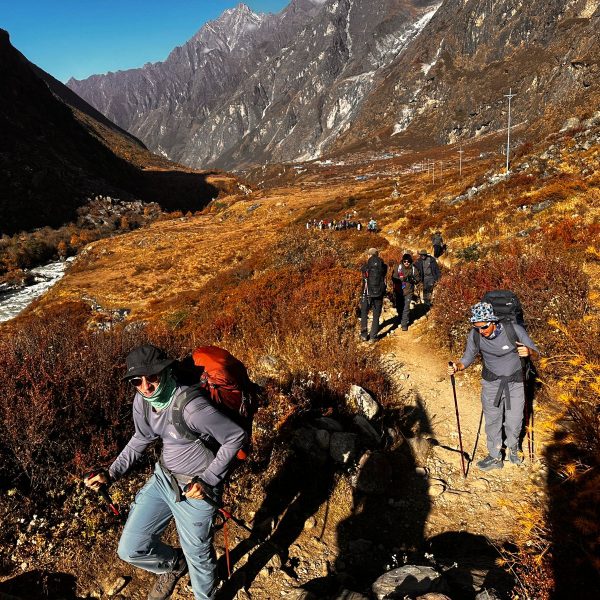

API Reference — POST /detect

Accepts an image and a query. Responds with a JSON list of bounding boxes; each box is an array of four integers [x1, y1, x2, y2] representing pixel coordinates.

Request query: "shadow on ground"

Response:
[[0, 570, 83, 600]]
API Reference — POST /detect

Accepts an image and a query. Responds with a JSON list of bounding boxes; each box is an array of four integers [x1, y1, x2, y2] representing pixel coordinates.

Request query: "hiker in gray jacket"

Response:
[[85, 344, 246, 600], [415, 250, 440, 307], [447, 302, 539, 472]]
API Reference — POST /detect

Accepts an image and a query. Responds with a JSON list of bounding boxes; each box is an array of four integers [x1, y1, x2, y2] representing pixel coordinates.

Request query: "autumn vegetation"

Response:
[[0, 123, 598, 596]]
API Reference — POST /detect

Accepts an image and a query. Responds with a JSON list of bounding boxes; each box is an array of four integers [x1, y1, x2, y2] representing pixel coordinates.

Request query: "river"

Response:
[[0, 259, 72, 323]]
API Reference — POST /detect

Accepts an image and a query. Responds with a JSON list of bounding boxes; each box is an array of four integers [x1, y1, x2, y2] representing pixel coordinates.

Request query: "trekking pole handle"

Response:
[[85, 469, 122, 518], [183, 477, 219, 506], [183, 477, 253, 534]]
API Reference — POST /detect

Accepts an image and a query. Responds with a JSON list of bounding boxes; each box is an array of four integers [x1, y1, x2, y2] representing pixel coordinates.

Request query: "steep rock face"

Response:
[[68, 0, 440, 168], [334, 0, 600, 152]]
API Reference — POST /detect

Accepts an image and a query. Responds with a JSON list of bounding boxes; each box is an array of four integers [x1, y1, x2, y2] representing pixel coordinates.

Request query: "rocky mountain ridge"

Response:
[[67, 0, 441, 169], [67, 0, 599, 170]]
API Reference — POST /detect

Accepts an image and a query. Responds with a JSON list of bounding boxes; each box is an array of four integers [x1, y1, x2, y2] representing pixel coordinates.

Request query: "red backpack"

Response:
[[191, 346, 257, 419]]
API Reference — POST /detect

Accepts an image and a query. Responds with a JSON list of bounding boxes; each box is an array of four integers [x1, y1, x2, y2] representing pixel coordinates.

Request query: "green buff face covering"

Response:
[[141, 370, 177, 410]]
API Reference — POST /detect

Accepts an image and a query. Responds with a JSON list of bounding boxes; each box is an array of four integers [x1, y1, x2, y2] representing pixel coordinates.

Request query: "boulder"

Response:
[[315, 429, 331, 450], [292, 427, 328, 462], [560, 117, 581, 132], [330, 432, 359, 464], [314, 417, 344, 432], [347, 385, 380, 419], [333, 590, 370, 600], [407, 437, 434, 467], [353, 415, 381, 443], [372, 565, 448, 599], [475, 590, 502, 600]]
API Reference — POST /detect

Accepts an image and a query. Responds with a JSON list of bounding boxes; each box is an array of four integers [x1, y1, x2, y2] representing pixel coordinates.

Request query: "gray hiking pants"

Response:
[[481, 379, 524, 459], [360, 296, 383, 340]]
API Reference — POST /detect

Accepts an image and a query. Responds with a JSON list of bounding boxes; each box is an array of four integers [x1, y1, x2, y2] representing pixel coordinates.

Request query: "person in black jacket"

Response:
[[360, 248, 387, 342], [431, 231, 444, 258], [391, 253, 421, 331], [415, 250, 441, 307]]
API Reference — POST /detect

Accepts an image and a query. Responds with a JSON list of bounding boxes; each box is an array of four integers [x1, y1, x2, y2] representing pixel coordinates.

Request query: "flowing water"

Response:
[[0, 260, 72, 323]]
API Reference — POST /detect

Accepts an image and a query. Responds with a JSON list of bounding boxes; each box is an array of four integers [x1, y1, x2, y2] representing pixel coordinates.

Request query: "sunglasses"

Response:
[[402, 260, 411, 263], [128, 373, 160, 387], [473, 322, 492, 331]]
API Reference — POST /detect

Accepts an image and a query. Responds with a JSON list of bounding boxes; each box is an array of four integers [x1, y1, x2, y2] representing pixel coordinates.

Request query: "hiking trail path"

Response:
[[374, 296, 547, 561]]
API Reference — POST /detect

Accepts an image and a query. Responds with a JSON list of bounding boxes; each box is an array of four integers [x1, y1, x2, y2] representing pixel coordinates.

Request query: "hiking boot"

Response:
[[360, 333, 369, 341], [476, 455, 503, 472], [508, 446, 523, 465], [401, 326, 408, 331], [148, 549, 188, 600]]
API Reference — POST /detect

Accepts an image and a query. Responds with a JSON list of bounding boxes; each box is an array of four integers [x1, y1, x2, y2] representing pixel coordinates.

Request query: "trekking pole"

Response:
[[523, 391, 532, 461], [449, 362, 467, 478], [529, 396, 535, 461], [184, 478, 258, 578], [86, 469, 124, 521]]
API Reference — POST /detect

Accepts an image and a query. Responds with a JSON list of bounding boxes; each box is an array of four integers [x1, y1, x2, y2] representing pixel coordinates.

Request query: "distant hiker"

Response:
[[357, 222, 362, 231], [448, 303, 539, 471], [415, 250, 440, 307], [367, 218, 378, 232], [84, 344, 246, 600], [431, 231, 444, 258], [360, 248, 387, 342], [391, 253, 421, 331]]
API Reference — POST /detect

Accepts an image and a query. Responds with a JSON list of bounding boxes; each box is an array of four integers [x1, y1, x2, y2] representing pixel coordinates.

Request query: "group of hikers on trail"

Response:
[[81, 234, 538, 600], [306, 218, 363, 230], [305, 215, 379, 232], [359, 246, 539, 473], [360, 247, 441, 341]]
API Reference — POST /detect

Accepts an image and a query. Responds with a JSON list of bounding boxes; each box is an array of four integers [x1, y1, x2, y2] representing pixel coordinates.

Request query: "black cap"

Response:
[[123, 344, 175, 380]]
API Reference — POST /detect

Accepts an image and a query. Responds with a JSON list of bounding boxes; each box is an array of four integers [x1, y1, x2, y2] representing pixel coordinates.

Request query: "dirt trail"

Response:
[[375, 298, 546, 548]]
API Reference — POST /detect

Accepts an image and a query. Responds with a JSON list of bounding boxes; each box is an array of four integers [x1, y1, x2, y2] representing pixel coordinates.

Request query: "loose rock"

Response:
[[372, 565, 448, 599], [347, 385, 380, 419], [330, 432, 358, 464]]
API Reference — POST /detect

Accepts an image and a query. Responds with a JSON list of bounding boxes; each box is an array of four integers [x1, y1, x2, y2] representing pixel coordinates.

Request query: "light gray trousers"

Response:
[[481, 379, 524, 459]]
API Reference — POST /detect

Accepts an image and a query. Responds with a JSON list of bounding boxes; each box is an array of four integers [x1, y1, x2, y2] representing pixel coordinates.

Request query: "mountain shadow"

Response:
[[0, 29, 226, 235]]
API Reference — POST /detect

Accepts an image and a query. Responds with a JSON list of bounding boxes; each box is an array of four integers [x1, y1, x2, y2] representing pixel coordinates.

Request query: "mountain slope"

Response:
[[0, 29, 236, 235], [67, 0, 599, 170], [67, 0, 440, 169], [333, 0, 600, 153]]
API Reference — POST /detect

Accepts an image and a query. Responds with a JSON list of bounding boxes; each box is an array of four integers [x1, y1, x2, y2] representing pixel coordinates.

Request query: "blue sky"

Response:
[[1, 1, 289, 82]]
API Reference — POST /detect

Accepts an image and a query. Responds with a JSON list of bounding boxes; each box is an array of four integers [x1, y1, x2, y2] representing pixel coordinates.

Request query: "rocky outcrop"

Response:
[[336, 0, 600, 152]]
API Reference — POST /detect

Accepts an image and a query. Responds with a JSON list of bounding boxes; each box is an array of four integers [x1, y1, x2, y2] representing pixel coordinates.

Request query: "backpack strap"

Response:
[[171, 384, 210, 442], [471, 327, 480, 354], [141, 384, 209, 442], [503, 321, 519, 349]]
